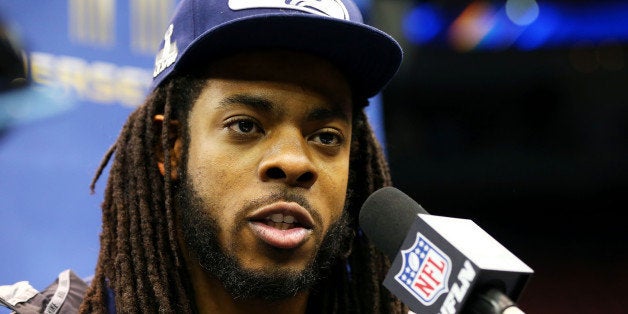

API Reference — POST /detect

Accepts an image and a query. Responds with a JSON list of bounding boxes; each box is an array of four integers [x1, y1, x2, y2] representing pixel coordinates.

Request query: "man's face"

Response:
[[178, 50, 353, 297]]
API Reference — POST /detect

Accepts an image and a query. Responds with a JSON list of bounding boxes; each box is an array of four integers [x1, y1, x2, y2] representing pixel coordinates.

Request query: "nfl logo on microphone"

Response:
[[394, 232, 452, 305]]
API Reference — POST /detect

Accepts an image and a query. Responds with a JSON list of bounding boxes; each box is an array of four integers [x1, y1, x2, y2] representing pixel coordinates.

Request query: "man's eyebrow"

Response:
[[218, 94, 348, 122], [218, 94, 276, 113], [307, 107, 349, 123]]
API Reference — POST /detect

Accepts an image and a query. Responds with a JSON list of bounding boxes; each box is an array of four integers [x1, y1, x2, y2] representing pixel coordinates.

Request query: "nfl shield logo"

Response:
[[394, 232, 452, 305]]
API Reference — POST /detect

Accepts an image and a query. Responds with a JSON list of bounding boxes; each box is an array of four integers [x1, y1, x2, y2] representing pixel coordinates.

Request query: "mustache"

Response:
[[238, 189, 323, 228]]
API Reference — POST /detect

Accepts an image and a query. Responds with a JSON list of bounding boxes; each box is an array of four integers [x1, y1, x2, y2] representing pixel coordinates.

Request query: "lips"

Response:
[[247, 202, 315, 249]]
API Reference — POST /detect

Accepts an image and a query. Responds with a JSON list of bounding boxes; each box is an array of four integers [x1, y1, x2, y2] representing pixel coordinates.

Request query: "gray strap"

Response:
[[44, 269, 71, 314]]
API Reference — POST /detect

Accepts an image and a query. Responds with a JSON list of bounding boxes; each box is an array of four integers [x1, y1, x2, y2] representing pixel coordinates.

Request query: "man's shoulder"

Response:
[[0, 269, 89, 313]]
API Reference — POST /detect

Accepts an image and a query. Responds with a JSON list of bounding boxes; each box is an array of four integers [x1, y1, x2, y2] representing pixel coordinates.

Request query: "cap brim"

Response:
[[159, 14, 402, 99]]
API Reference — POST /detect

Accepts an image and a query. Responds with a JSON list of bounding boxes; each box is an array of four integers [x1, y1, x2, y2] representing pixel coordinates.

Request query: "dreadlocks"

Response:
[[80, 74, 406, 313]]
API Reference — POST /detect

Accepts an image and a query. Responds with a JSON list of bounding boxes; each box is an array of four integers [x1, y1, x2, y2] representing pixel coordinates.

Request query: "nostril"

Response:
[[297, 172, 314, 183], [266, 167, 286, 179]]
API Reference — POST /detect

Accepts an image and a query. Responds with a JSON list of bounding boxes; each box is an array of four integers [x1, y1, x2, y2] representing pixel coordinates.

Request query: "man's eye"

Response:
[[312, 131, 342, 146], [237, 120, 255, 133], [226, 118, 263, 135]]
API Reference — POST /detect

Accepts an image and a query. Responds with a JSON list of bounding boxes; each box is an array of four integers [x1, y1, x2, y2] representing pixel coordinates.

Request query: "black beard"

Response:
[[176, 175, 353, 301]]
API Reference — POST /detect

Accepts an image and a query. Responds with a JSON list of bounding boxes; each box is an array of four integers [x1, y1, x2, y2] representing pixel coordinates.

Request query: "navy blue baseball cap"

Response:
[[151, 0, 403, 99]]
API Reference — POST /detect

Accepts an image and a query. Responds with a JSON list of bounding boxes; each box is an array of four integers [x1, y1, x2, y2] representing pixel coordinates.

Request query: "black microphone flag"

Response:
[[360, 187, 533, 313]]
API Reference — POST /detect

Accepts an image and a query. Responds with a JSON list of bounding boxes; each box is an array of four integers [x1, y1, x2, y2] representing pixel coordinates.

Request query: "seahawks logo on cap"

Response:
[[229, 0, 350, 20], [153, 24, 178, 77]]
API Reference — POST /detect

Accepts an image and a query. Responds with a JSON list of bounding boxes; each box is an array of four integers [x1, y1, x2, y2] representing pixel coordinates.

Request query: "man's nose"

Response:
[[257, 132, 317, 189]]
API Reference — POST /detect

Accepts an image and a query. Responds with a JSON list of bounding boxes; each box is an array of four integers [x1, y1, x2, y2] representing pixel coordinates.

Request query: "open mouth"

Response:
[[260, 213, 307, 230], [247, 202, 315, 249]]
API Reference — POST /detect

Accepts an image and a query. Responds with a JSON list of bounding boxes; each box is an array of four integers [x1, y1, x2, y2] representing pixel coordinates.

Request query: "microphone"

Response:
[[359, 187, 533, 314]]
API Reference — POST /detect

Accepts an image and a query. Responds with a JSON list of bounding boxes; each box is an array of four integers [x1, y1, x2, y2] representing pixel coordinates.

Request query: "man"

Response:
[[4, 0, 405, 313]]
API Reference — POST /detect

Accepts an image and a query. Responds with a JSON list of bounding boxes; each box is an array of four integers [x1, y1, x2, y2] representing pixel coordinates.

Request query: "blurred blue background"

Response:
[[0, 0, 155, 291]]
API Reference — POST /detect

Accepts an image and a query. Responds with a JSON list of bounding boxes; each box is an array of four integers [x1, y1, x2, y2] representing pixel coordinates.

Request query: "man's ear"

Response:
[[153, 114, 182, 180]]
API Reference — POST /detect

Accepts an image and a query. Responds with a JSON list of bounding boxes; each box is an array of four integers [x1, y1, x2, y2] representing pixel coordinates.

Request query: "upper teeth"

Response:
[[269, 213, 296, 224]]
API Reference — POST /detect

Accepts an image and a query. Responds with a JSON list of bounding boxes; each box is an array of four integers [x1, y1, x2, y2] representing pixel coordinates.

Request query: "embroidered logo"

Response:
[[153, 24, 178, 77], [394, 232, 452, 305], [228, 0, 350, 20]]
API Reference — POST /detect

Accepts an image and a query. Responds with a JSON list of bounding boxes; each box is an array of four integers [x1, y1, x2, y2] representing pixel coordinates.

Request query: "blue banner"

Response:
[[0, 0, 173, 291]]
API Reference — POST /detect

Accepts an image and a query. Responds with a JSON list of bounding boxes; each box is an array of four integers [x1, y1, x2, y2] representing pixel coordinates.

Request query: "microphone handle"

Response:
[[462, 288, 525, 314]]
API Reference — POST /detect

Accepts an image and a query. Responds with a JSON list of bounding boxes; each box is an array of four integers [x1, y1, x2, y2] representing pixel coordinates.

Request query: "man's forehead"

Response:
[[197, 50, 354, 109], [212, 51, 346, 79]]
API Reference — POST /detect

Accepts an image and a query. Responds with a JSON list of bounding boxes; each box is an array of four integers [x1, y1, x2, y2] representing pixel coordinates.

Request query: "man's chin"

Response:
[[211, 262, 318, 301], [177, 174, 354, 301], [237, 259, 310, 276]]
